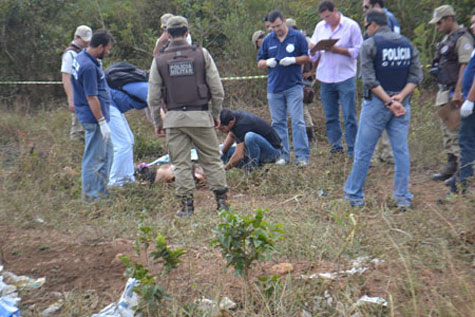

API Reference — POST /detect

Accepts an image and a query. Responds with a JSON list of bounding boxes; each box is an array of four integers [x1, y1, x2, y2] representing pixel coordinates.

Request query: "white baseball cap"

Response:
[[75, 25, 93, 42]]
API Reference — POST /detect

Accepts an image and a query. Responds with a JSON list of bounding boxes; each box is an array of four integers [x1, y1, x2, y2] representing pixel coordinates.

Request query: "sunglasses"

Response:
[[364, 22, 371, 30], [363, 5, 370, 10]]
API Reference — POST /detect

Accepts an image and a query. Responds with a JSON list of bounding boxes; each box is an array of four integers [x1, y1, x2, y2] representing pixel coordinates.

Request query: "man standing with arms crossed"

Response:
[[71, 30, 114, 202], [344, 9, 422, 208], [429, 5, 474, 182], [148, 16, 228, 217], [257, 10, 310, 166], [309, 1, 363, 158], [61, 25, 92, 142]]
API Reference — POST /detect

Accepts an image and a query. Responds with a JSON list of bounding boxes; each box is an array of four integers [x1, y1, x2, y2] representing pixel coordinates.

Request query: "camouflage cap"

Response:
[[429, 5, 455, 24], [167, 16, 188, 29], [286, 18, 297, 29], [252, 30, 265, 49], [160, 13, 174, 29]]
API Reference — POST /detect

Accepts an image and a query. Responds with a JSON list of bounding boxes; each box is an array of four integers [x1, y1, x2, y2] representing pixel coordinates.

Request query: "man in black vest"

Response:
[[429, 5, 474, 181], [344, 9, 422, 209], [218, 108, 283, 172], [61, 25, 92, 142], [148, 16, 228, 217]]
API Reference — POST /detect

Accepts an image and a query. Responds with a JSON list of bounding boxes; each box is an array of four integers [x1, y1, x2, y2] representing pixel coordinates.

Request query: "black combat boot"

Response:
[[432, 154, 458, 181], [214, 189, 229, 212], [306, 127, 315, 145], [176, 195, 194, 217]]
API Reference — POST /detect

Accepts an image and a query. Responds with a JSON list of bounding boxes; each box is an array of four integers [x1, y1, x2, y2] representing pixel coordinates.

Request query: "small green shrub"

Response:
[[121, 225, 186, 313], [211, 208, 285, 280]]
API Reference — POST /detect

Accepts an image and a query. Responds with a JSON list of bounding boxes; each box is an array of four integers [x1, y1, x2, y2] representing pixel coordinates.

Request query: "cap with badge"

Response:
[[429, 5, 455, 24], [75, 25, 92, 42], [161, 13, 174, 30], [167, 16, 188, 29], [252, 30, 265, 49]]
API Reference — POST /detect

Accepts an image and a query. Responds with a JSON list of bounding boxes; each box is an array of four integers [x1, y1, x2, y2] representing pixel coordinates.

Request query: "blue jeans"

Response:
[[221, 132, 282, 172], [267, 85, 309, 162], [320, 77, 358, 156], [109, 106, 135, 186], [458, 112, 475, 183], [82, 123, 114, 201], [344, 97, 412, 206]]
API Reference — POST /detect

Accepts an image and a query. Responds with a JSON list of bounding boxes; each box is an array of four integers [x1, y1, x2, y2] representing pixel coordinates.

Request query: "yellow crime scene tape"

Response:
[[0, 75, 267, 85]]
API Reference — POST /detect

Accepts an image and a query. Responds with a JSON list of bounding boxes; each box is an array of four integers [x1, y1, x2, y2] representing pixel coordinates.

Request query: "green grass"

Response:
[[0, 92, 474, 316]]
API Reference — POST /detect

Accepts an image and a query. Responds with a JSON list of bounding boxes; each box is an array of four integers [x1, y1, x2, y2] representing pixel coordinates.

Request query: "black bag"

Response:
[[105, 62, 149, 90]]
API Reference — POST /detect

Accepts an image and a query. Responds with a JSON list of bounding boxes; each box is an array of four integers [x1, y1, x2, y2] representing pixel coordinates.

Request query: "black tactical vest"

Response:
[[434, 28, 471, 86], [64, 42, 82, 54], [373, 35, 412, 93], [155, 40, 210, 110]]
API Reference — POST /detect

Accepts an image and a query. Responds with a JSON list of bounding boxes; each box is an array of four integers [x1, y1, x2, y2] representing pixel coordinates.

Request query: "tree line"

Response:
[[0, 0, 473, 106]]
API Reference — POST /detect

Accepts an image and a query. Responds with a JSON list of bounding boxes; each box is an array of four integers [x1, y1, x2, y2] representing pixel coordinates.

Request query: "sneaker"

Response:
[[275, 158, 288, 166], [296, 160, 308, 167], [395, 200, 411, 209]]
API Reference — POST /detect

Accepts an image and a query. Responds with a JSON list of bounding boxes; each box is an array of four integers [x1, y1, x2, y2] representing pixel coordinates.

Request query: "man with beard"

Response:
[[71, 30, 114, 201]]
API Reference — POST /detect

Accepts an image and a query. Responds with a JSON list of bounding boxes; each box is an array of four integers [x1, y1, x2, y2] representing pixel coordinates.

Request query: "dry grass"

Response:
[[0, 91, 474, 316]]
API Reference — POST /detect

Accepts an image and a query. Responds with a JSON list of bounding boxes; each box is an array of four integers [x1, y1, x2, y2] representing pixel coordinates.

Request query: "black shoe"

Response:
[[176, 196, 194, 217], [306, 127, 315, 144], [432, 154, 458, 181], [214, 189, 229, 212]]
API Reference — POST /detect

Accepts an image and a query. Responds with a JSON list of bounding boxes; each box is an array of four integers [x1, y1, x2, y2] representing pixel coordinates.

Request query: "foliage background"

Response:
[[0, 0, 474, 106]]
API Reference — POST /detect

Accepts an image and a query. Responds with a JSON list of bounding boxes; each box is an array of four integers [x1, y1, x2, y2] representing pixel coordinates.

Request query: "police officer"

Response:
[[344, 9, 422, 208], [148, 16, 228, 217], [61, 25, 92, 142], [362, 0, 400, 164], [429, 5, 474, 181]]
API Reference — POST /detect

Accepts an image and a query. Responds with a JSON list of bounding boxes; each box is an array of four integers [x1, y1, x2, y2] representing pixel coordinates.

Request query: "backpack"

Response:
[[105, 62, 149, 103]]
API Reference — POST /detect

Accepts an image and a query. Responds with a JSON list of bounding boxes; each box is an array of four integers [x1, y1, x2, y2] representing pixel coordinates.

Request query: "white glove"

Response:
[[279, 57, 296, 66], [460, 100, 474, 118], [98, 119, 111, 142], [266, 58, 277, 68]]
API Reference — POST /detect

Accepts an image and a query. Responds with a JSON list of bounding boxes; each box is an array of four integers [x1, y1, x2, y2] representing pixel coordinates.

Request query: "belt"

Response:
[[167, 104, 208, 112], [386, 91, 401, 97], [438, 84, 454, 91]]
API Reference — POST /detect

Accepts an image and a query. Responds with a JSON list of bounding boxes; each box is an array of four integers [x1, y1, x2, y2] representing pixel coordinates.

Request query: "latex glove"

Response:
[[266, 58, 277, 68], [279, 57, 296, 66], [460, 100, 474, 118], [98, 119, 111, 142]]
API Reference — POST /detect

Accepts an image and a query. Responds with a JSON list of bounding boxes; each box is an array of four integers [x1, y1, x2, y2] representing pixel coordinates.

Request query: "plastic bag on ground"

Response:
[[92, 278, 139, 317]]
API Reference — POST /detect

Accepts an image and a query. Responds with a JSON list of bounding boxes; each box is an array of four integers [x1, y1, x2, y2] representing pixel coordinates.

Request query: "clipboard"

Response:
[[310, 39, 339, 54]]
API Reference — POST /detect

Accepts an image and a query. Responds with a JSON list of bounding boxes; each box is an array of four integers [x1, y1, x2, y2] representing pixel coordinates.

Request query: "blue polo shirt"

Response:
[[384, 8, 401, 34], [462, 50, 475, 99], [110, 82, 148, 113], [71, 50, 111, 123], [257, 28, 308, 93]]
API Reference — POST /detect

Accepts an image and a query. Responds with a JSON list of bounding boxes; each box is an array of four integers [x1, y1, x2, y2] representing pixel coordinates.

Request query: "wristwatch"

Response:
[[385, 99, 394, 108]]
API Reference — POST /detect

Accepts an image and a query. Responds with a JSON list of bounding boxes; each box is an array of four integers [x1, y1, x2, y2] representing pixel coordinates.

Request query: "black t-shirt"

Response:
[[231, 110, 282, 149]]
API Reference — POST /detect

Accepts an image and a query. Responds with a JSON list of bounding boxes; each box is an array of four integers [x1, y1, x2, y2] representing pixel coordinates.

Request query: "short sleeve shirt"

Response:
[[257, 28, 308, 93], [230, 110, 282, 149], [455, 29, 474, 64], [71, 50, 111, 123], [61, 49, 78, 74]]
